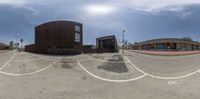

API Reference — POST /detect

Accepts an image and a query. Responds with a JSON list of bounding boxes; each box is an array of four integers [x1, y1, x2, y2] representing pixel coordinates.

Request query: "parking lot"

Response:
[[0, 50, 200, 99]]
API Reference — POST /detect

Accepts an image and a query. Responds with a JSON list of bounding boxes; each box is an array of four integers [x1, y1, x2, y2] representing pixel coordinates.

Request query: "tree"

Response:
[[20, 38, 24, 48], [182, 35, 192, 41], [9, 41, 14, 50]]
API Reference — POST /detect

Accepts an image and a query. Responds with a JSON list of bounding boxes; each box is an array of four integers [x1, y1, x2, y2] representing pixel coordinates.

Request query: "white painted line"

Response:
[[123, 56, 148, 75], [124, 56, 200, 80], [0, 52, 17, 70], [77, 60, 147, 83], [0, 51, 62, 76], [0, 61, 58, 76]]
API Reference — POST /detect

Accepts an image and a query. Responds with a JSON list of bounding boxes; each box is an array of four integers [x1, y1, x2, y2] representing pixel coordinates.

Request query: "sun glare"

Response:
[[86, 4, 115, 15]]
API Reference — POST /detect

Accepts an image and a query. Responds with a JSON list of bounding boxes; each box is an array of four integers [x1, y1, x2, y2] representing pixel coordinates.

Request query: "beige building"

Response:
[[0, 43, 9, 50], [132, 38, 200, 51]]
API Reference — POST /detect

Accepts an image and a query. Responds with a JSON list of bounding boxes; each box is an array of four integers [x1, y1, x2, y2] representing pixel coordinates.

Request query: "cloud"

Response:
[[0, 0, 26, 6], [114, 0, 200, 12], [0, 0, 200, 44]]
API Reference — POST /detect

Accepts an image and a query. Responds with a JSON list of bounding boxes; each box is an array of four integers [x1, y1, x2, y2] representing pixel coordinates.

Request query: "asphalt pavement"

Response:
[[0, 50, 200, 99]]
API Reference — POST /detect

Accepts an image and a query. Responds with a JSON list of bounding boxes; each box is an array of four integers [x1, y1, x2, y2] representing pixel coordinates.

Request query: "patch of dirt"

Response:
[[60, 57, 76, 63], [107, 55, 123, 62], [61, 63, 72, 69], [60, 57, 76, 69], [19, 64, 26, 68], [98, 55, 129, 73], [92, 55, 104, 60], [81, 76, 87, 80]]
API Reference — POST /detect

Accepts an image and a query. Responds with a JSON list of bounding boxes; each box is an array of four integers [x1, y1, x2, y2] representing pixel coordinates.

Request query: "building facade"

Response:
[[96, 35, 118, 52], [132, 38, 200, 51], [25, 20, 83, 54], [0, 43, 9, 50]]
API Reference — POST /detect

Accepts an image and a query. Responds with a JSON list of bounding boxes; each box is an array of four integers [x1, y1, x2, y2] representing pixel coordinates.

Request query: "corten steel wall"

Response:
[[35, 21, 83, 53], [25, 44, 36, 52], [96, 35, 118, 52]]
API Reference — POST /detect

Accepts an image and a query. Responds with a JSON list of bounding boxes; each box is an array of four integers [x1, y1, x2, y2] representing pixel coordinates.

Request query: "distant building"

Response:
[[25, 20, 83, 54], [25, 44, 35, 52], [96, 35, 118, 52], [132, 38, 200, 51], [0, 43, 9, 50]]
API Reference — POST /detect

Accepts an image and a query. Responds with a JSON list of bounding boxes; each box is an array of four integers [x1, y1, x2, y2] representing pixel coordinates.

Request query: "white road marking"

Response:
[[0, 52, 17, 70], [1, 50, 199, 80], [124, 56, 200, 80], [0, 51, 62, 76], [77, 60, 147, 83], [0, 61, 58, 76]]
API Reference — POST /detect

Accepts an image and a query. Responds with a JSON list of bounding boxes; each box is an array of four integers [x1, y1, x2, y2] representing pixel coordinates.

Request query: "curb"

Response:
[[130, 50, 200, 56]]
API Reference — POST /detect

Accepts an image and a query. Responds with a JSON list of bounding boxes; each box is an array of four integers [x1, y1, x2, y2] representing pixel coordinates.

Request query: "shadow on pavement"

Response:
[[98, 55, 129, 73]]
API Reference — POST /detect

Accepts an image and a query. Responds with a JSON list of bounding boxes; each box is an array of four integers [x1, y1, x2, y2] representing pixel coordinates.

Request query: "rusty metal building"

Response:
[[25, 21, 83, 54], [132, 38, 200, 51], [96, 35, 118, 52]]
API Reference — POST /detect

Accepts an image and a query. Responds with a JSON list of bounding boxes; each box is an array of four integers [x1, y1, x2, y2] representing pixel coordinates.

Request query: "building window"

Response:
[[75, 25, 81, 32], [75, 33, 81, 42], [156, 43, 165, 50]]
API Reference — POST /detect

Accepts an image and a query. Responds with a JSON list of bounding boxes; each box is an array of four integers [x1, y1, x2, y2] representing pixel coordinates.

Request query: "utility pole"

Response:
[[20, 38, 24, 49], [15, 35, 18, 51], [122, 29, 126, 55]]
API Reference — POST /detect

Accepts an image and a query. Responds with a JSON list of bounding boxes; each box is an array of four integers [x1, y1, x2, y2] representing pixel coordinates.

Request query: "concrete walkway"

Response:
[[131, 50, 200, 56]]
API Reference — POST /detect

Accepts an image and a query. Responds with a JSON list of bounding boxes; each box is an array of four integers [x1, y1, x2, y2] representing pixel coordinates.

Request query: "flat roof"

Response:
[[134, 38, 200, 46], [36, 20, 82, 28], [96, 35, 116, 40], [0, 43, 8, 47]]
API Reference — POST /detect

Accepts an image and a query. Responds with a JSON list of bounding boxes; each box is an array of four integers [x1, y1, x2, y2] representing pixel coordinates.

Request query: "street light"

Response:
[[122, 29, 126, 55]]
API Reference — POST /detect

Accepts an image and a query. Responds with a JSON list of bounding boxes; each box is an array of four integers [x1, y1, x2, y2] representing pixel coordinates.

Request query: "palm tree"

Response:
[[9, 41, 14, 50], [20, 38, 24, 49]]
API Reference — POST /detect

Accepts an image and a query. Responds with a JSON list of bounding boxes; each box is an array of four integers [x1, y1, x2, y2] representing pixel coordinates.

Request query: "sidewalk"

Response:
[[0, 50, 10, 53], [130, 50, 200, 56]]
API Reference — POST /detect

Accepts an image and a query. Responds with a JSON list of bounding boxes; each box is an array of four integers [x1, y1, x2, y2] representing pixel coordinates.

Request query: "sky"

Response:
[[0, 0, 200, 45]]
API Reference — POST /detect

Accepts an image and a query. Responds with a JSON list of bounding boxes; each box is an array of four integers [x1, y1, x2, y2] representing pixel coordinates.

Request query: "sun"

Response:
[[86, 4, 115, 15]]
